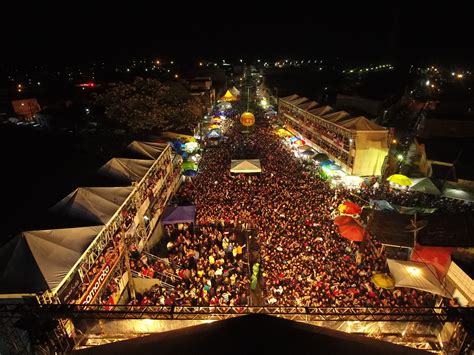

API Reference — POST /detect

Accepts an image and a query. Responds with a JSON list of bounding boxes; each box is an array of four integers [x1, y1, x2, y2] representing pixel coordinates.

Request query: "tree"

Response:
[[94, 78, 204, 132]]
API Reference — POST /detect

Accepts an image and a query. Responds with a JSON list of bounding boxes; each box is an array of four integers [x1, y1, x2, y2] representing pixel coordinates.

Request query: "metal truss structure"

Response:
[[1, 304, 473, 323]]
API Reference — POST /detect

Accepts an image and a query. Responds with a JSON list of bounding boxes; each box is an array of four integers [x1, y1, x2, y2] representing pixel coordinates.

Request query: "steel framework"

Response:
[[1, 304, 473, 323]]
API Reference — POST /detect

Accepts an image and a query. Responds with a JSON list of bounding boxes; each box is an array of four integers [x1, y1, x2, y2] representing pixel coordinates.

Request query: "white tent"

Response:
[[98, 158, 153, 183], [126, 141, 167, 160], [442, 186, 474, 202], [230, 159, 262, 174], [230, 86, 240, 96], [51, 186, 133, 224], [0, 226, 102, 293], [409, 177, 441, 195], [387, 259, 446, 296]]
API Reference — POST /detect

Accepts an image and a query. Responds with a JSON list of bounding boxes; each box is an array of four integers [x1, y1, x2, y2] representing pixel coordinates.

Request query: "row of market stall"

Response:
[[0, 141, 182, 305]]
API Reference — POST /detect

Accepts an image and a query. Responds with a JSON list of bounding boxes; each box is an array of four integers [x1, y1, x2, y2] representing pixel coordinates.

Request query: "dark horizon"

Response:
[[2, 3, 474, 67]]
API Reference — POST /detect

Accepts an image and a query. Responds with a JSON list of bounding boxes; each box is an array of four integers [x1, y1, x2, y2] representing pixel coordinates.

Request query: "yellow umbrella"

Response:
[[371, 273, 395, 289], [209, 124, 220, 129], [387, 174, 413, 187], [276, 128, 291, 137]]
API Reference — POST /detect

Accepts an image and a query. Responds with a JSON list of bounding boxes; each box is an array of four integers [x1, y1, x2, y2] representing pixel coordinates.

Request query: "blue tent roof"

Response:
[[162, 205, 196, 224]]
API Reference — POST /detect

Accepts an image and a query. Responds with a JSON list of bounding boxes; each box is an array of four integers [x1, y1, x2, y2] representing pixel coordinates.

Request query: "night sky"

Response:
[[2, 3, 473, 66]]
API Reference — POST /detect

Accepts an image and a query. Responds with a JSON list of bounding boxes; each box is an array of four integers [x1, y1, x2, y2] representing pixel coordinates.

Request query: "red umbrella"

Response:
[[334, 215, 356, 226], [340, 200, 362, 215], [337, 223, 365, 242]]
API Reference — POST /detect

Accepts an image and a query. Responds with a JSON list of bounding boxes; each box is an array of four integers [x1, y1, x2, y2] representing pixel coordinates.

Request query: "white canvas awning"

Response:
[[51, 186, 133, 224], [0, 226, 102, 293], [98, 158, 153, 183], [230, 159, 262, 174], [126, 141, 167, 160], [387, 259, 446, 296]]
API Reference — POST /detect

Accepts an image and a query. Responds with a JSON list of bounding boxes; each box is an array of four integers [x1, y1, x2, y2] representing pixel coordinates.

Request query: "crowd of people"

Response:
[[172, 115, 443, 308], [132, 109, 471, 309], [132, 225, 250, 307], [357, 181, 474, 213]]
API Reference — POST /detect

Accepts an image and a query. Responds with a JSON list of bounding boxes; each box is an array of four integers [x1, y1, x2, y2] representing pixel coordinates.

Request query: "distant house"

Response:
[[11, 98, 41, 120], [185, 77, 215, 110]]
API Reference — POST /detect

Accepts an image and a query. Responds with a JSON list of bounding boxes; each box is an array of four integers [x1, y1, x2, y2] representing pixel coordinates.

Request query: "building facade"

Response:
[[279, 94, 390, 176]]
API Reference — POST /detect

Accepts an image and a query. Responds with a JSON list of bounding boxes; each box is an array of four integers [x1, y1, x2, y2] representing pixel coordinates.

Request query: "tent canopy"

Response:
[[125, 141, 167, 160], [0, 226, 102, 294], [230, 86, 240, 96], [98, 158, 153, 184], [411, 244, 453, 279], [221, 90, 238, 102], [230, 159, 262, 174], [409, 178, 441, 195], [51, 186, 132, 224], [162, 205, 196, 225], [387, 259, 446, 296]]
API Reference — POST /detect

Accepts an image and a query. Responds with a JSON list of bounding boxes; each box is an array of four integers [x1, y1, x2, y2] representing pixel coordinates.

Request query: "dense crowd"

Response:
[[132, 225, 250, 307], [174, 115, 443, 308], [132, 110, 471, 309], [357, 182, 474, 213]]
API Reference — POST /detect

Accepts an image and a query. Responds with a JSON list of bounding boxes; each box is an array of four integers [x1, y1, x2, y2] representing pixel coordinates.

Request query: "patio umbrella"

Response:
[[371, 273, 395, 289], [334, 215, 356, 226], [302, 149, 316, 156], [314, 153, 329, 162], [183, 170, 198, 177], [182, 161, 197, 171], [338, 201, 362, 215], [337, 223, 365, 242], [289, 137, 299, 143], [276, 128, 291, 137], [387, 174, 413, 187], [320, 160, 340, 170], [184, 141, 200, 154], [294, 139, 305, 146]]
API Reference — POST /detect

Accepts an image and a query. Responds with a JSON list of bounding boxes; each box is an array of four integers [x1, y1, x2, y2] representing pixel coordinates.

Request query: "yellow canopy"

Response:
[[221, 90, 237, 102], [387, 174, 412, 187], [371, 273, 395, 289]]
